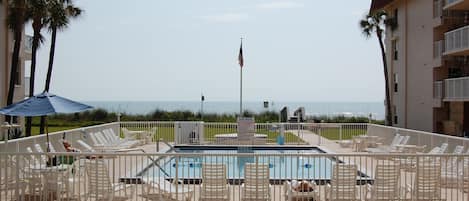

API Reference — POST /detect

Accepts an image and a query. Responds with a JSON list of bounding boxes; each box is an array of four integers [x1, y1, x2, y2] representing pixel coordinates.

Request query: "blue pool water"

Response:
[[140, 147, 336, 180]]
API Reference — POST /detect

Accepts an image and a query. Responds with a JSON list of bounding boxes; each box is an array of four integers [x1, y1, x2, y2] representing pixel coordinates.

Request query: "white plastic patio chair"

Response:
[[141, 177, 193, 201], [395, 146, 441, 171], [284, 180, 319, 201], [84, 159, 135, 201], [438, 143, 448, 153], [103, 129, 140, 147], [365, 162, 400, 201], [405, 157, 441, 200], [33, 144, 49, 164], [241, 163, 271, 201], [200, 163, 229, 201], [325, 164, 359, 201], [76, 140, 97, 152], [441, 145, 465, 188], [366, 134, 404, 153], [0, 156, 29, 198]]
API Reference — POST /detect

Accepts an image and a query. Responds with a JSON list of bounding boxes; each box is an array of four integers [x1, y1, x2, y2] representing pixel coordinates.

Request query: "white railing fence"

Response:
[[118, 122, 368, 146], [434, 0, 444, 19], [445, 76, 469, 100], [1, 152, 468, 201], [434, 40, 445, 58], [445, 24, 469, 54], [368, 124, 469, 153], [446, 0, 461, 6], [435, 81, 444, 99]]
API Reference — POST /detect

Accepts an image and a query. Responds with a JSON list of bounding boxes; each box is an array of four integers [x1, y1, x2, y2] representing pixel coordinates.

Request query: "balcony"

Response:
[[433, 40, 445, 67], [444, 24, 469, 56], [444, 76, 469, 101], [444, 0, 469, 10], [433, 0, 444, 27], [433, 81, 443, 107], [23, 35, 32, 59]]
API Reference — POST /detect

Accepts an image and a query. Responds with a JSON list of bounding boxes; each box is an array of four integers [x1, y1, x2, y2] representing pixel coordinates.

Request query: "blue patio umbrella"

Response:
[[0, 92, 92, 153]]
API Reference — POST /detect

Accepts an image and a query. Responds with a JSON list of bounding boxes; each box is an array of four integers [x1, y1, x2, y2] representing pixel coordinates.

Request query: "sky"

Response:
[[26, 0, 382, 102]]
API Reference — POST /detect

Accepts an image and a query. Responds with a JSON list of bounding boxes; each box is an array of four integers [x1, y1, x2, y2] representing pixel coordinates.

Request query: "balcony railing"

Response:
[[434, 0, 444, 18], [446, 0, 460, 5], [444, 76, 469, 100], [434, 81, 443, 99], [24, 35, 33, 53], [434, 40, 445, 58], [445, 24, 469, 54]]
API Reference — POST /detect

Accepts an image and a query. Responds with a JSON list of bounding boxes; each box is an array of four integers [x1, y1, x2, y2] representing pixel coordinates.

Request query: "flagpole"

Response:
[[240, 65, 243, 116], [239, 38, 243, 117]]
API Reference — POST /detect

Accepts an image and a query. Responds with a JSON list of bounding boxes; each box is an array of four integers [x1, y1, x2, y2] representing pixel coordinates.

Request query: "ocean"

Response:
[[84, 101, 385, 120]]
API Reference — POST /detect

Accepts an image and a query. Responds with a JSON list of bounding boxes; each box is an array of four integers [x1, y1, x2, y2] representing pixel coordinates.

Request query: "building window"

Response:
[[393, 73, 398, 93], [392, 40, 398, 60], [394, 115, 398, 124], [394, 9, 398, 24], [393, 106, 398, 124]]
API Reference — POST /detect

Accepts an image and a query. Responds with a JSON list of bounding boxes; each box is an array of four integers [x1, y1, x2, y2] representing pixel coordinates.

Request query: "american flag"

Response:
[[238, 42, 244, 68]]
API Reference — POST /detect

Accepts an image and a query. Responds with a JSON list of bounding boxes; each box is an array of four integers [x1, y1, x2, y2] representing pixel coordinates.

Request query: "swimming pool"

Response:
[[138, 146, 337, 182]]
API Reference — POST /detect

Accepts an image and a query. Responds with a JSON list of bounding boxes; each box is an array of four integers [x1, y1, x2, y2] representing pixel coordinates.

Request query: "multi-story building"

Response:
[[371, 0, 469, 136], [0, 3, 30, 125]]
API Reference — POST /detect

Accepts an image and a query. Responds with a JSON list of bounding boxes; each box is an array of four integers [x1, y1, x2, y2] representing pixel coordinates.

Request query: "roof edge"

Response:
[[370, 0, 394, 12]]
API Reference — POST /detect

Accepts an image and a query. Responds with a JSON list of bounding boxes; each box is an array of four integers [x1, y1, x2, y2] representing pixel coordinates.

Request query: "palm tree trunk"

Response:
[[5, 29, 23, 123], [377, 32, 393, 126], [40, 27, 57, 134], [44, 27, 57, 92], [25, 24, 41, 136]]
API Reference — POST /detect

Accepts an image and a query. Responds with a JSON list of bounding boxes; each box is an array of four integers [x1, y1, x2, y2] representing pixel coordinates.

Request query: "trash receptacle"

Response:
[[277, 135, 284, 145]]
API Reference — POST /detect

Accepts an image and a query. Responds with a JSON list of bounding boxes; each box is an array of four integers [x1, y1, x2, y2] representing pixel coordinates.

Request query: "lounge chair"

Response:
[[103, 129, 140, 147], [0, 156, 31, 198], [284, 180, 319, 201], [405, 157, 441, 200], [439, 143, 449, 153], [91, 131, 140, 149], [76, 140, 97, 152], [325, 164, 359, 201], [33, 144, 50, 164], [242, 163, 271, 201], [395, 146, 441, 171], [141, 177, 193, 201], [84, 159, 135, 201], [366, 134, 406, 153], [365, 162, 400, 200], [200, 163, 229, 201], [76, 139, 140, 154], [441, 146, 465, 188]]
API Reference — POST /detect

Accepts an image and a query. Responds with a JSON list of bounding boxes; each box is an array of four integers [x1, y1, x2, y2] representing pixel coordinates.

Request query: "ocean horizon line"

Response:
[[83, 101, 385, 120]]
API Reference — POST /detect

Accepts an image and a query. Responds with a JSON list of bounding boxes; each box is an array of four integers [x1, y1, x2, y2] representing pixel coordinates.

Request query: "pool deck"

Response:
[[72, 131, 469, 200], [6, 130, 460, 201]]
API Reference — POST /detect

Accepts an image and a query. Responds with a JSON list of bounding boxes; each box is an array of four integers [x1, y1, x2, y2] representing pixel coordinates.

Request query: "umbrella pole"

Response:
[[46, 116, 50, 153]]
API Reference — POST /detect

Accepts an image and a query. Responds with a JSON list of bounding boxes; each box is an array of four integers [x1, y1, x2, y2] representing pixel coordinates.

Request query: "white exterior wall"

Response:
[[385, 0, 434, 132]]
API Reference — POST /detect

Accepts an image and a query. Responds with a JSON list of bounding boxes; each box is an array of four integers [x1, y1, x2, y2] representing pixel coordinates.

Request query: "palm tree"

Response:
[[39, 0, 82, 134], [24, 0, 48, 136], [360, 10, 393, 126], [3, 0, 28, 123]]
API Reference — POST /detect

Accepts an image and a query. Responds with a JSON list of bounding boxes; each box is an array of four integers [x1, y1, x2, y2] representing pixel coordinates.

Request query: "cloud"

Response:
[[198, 13, 249, 23], [257, 1, 304, 9]]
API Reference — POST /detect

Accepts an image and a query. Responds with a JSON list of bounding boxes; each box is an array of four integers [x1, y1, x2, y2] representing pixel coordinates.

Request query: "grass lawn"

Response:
[[318, 128, 367, 140], [127, 126, 305, 143], [32, 125, 362, 143]]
